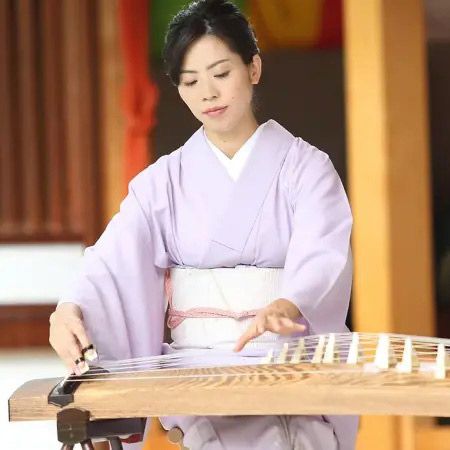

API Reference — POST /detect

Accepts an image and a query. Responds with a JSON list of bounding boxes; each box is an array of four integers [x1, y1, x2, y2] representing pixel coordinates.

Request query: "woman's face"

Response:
[[177, 34, 261, 134]]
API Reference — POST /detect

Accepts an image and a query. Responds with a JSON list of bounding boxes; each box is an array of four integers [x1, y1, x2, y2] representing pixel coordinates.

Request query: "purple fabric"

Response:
[[62, 120, 358, 449], [159, 415, 338, 450]]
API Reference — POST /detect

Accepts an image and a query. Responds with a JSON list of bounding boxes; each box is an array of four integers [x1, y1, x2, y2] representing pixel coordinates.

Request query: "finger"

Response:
[[50, 328, 77, 361], [68, 361, 82, 376], [277, 317, 306, 334], [67, 318, 98, 362], [234, 321, 261, 352], [61, 354, 82, 376], [233, 328, 256, 353], [255, 315, 267, 334], [266, 315, 283, 333], [66, 358, 88, 376], [62, 335, 86, 375], [70, 352, 90, 375], [68, 317, 91, 350]]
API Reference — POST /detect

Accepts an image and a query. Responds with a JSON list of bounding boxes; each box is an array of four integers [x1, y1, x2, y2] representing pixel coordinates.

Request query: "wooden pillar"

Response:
[[343, 1, 435, 449], [97, 0, 126, 223], [62, 0, 103, 244]]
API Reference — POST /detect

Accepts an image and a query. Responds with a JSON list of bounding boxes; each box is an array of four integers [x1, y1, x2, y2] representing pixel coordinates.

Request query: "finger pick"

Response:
[[82, 344, 98, 362]]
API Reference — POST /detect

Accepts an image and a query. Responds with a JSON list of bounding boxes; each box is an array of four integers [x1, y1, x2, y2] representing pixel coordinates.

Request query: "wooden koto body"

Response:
[[9, 333, 450, 424], [9, 361, 450, 421]]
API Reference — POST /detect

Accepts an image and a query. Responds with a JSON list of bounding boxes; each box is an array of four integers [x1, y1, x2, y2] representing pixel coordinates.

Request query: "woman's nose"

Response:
[[201, 81, 219, 101], [203, 93, 218, 101]]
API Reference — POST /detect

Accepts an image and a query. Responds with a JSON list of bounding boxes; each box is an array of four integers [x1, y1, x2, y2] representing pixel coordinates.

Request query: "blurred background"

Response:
[[0, 0, 449, 449]]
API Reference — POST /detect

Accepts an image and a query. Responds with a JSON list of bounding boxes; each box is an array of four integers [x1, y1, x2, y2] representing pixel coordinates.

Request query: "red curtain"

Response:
[[118, 0, 159, 190]]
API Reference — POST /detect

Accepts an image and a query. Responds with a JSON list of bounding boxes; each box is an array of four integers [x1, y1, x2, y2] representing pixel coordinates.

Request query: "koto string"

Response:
[[89, 346, 443, 374], [67, 333, 450, 381], [84, 333, 449, 375], [90, 334, 449, 374], [96, 332, 449, 368], [66, 363, 445, 383], [77, 352, 442, 378]]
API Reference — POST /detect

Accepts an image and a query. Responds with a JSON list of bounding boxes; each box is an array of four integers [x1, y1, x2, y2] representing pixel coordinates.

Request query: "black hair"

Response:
[[163, 0, 260, 86]]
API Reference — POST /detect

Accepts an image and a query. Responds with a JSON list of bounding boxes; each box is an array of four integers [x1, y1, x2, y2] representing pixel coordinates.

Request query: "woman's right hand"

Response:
[[49, 302, 92, 375]]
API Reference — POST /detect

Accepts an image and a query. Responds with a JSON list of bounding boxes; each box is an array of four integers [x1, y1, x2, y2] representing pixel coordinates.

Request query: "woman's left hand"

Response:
[[234, 298, 306, 352]]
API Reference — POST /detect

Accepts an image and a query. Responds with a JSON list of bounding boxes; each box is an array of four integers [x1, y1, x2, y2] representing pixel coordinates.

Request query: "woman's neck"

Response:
[[204, 114, 259, 159]]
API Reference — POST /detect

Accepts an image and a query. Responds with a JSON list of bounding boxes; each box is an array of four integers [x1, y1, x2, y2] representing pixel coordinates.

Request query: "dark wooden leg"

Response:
[[108, 437, 124, 450], [80, 440, 95, 450]]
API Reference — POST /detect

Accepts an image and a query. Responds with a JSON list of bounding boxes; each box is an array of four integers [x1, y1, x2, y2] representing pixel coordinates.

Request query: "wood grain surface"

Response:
[[9, 363, 450, 421]]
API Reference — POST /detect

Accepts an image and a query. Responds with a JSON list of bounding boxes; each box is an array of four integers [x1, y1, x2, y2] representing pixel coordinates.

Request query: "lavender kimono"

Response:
[[62, 120, 358, 449]]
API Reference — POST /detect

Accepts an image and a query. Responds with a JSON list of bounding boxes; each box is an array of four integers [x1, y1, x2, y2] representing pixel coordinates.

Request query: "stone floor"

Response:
[[1, 348, 66, 449]]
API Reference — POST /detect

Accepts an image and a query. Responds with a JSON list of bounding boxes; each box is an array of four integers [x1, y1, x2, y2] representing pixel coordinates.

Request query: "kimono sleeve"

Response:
[[59, 168, 168, 361], [280, 148, 353, 335]]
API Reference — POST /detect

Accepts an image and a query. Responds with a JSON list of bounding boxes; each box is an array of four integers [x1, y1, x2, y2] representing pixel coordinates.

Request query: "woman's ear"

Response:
[[249, 54, 262, 85]]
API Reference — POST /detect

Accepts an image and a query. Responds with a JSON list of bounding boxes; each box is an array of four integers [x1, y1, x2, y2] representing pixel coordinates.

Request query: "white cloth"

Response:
[[169, 266, 301, 351], [204, 123, 266, 181]]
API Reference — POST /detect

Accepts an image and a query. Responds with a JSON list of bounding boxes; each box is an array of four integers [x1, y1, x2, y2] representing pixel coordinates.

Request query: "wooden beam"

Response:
[[343, 0, 435, 449], [0, 305, 55, 347]]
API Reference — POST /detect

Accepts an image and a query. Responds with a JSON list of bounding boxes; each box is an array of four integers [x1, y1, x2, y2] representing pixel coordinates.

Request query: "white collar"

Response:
[[204, 123, 266, 181]]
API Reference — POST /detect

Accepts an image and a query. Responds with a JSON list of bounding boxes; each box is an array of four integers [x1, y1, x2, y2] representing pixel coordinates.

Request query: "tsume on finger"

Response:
[[66, 352, 88, 375], [82, 344, 98, 362], [61, 354, 80, 375]]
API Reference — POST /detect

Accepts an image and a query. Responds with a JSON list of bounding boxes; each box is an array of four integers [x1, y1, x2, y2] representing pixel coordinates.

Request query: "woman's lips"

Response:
[[203, 106, 228, 117]]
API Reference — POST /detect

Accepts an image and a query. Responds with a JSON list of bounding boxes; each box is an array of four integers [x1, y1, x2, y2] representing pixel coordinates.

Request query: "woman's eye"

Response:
[[215, 71, 230, 79], [183, 80, 197, 87]]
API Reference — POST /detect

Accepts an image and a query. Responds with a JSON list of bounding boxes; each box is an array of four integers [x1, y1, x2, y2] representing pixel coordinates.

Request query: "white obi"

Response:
[[167, 265, 298, 351]]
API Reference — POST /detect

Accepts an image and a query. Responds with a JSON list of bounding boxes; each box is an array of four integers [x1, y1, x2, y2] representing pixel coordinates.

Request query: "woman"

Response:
[[49, 0, 358, 448]]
